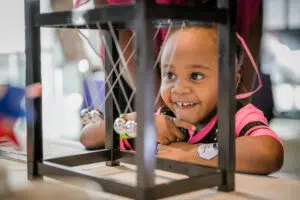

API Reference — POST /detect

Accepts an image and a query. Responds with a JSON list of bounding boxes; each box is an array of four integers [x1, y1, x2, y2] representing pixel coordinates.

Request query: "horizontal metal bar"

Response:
[[35, 4, 135, 28], [0, 150, 27, 163], [154, 172, 221, 199], [153, 4, 227, 23], [48, 22, 126, 29], [39, 161, 136, 198], [44, 149, 110, 167], [36, 20, 215, 30], [264, 28, 300, 32], [117, 151, 219, 176], [35, 4, 227, 28], [156, 157, 219, 177]]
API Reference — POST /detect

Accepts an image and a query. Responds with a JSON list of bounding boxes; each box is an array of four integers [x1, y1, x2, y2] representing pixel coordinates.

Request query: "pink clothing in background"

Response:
[[107, 0, 262, 51], [76, 0, 262, 53], [107, 0, 187, 53], [237, 0, 261, 39]]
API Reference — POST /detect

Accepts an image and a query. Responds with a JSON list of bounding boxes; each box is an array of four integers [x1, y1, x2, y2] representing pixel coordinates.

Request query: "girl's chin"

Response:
[[174, 115, 200, 125]]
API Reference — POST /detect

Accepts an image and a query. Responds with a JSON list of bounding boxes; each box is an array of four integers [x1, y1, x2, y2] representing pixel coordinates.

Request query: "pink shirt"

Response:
[[121, 104, 283, 150], [235, 104, 282, 146], [157, 103, 283, 145]]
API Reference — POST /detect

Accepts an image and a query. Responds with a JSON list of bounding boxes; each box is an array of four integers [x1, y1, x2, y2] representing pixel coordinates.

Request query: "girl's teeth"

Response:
[[176, 102, 195, 107]]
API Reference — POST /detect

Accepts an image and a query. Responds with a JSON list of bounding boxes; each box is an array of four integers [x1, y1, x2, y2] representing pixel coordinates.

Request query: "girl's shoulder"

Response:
[[235, 103, 268, 137], [235, 104, 283, 147]]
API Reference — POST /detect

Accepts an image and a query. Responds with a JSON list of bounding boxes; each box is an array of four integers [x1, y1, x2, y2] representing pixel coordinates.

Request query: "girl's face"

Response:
[[160, 28, 218, 125]]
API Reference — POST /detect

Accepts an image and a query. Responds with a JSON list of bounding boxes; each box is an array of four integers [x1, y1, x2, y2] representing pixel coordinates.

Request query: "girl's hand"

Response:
[[155, 114, 196, 145], [25, 83, 42, 98], [156, 142, 198, 162], [121, 112, 196, 145]]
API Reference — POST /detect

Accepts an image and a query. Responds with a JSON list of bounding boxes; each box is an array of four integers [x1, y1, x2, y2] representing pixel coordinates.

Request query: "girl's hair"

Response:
[[158, 25, 245, 92], [159, 25, 244, 65]]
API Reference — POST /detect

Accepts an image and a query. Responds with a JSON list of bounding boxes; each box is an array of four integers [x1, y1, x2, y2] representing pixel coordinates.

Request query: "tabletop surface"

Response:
[[1, 121, 300, 200], [1, 155, 300, 200]]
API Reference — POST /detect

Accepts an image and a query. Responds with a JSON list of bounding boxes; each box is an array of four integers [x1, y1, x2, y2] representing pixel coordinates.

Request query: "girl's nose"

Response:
[[171, 80, 192, 94]]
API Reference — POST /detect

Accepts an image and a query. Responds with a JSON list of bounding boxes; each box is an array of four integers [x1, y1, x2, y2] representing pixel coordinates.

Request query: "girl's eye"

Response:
[[191, 72, 204, 80], [166, 72, 176, 80]]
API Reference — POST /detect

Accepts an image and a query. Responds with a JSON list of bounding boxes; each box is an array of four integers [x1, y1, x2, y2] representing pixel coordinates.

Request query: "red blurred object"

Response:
[[74, 0, 90, 8], [0, 117, 19, 147]]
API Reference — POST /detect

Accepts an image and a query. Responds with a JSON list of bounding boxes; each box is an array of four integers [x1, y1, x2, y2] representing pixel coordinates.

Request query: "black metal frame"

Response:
[[24, 0, 236, 199]]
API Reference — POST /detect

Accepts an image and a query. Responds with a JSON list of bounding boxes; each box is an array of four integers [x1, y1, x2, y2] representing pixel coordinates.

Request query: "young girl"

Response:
[[80, 26, 283, 175], [153, 26, 283, 175]]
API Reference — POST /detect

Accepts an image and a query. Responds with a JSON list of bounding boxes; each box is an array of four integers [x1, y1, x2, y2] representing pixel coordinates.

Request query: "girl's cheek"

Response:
[[160, 85, 171, 100], [160, 81, 167, 91], [160, 85, 167, 97]]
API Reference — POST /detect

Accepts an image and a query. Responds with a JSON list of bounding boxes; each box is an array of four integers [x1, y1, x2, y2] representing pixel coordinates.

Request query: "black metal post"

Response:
[[135, 0, 157, 199], [25, 0, 43, 180], [104, 30, 120, 166], [217, 0, 236, 192]]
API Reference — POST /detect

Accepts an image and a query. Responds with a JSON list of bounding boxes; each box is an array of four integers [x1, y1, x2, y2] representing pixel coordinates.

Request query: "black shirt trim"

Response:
[[238, 121, 267, 137]]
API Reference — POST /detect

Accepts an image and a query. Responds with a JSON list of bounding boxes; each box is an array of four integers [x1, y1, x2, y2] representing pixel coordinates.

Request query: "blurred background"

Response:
[[259, 0, 300, 180], [0, 0, 300, 180], [0, 0, 106, 142]]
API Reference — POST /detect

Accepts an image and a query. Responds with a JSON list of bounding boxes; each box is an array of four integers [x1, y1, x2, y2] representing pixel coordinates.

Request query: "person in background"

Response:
[[0, 83, 41, 146]]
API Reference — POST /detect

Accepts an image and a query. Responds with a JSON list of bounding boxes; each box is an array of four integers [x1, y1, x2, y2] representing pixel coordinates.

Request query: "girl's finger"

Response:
[[173, 118, 196, 131], [166, 132, 177, 143], [124, 112, 136, 121], [172, 128, 186, 141], [157, 144, 166, 152], [25, 83, 42, 98], [161, 116, 186, 141], [158, 137, 170, 145]]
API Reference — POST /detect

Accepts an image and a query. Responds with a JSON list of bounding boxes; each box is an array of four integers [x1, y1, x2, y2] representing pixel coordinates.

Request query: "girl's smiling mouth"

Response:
[[173, 102, 199, 109]]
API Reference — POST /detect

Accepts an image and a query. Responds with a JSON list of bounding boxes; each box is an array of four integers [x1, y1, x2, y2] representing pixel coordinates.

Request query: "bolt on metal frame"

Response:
[[24, 0, 236, 199]]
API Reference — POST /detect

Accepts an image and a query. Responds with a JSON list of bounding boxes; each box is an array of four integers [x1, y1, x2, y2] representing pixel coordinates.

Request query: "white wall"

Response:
[[0, 1, 25, 54]]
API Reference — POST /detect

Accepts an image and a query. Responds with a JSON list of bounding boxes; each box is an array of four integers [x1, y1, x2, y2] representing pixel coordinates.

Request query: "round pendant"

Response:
[[89, 109, 104, 123], [80, 108, 91, 125], [113, 117, 127, 134], [197, 143, 218, 160], [124, 120, 137, 137]]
